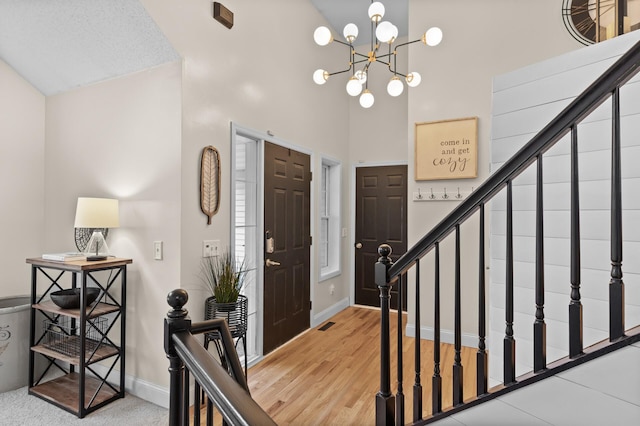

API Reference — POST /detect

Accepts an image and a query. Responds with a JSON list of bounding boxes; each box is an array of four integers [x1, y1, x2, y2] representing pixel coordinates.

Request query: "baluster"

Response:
[[504, 181, 516, 385], [413, 260, 423, 422], [375, 244, 395, 425], [477, 203, 488, 394], [432, 243, 442, 415], [396, 273, 404, 426], [453, 225, 464, 405], [610, 86, 625, 340], [569, 126, 584, 358], [207, 396, 214, 425], [183, 369, 191, 425], [534, 154, 547, 371], [194, 382, 201, 425]]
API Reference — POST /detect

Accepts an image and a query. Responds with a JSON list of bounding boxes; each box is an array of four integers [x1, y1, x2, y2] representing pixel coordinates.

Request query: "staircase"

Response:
[[374, 35, 640, 425], [442, 342, 640, 425]]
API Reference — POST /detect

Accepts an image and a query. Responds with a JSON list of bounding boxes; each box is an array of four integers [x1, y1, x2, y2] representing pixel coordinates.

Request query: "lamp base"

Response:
[[86, 255, 108, 261]]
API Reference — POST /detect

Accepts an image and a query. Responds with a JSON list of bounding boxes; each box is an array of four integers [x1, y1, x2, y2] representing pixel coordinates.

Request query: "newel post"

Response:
[[164, 289, 192, 426], [376, 244, 395, 426]]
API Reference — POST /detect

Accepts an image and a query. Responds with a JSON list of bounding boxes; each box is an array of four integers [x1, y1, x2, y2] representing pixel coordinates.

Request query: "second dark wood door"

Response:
[[263, 141, 311, 354], [354, 165, 407, 309]]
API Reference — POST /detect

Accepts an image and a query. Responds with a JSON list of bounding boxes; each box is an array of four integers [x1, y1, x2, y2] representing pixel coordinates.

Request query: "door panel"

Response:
[[355, 165, 407, 309], [263, 142, 311, 354]]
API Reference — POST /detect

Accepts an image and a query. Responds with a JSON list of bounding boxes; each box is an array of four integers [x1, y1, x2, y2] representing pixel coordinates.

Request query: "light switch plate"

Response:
[[154, 241, 163, 260], [203, 240, 221, 257]]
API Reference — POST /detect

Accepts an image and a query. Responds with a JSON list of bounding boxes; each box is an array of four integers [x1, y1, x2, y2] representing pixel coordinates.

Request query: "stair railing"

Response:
[[376, 39, 640, 425], [164, 289, 275, 426]]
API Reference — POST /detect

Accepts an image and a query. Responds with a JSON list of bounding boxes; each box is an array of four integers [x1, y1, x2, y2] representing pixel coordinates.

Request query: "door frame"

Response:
[[349, 161, 408, 307], [231, 122, 315, 363]]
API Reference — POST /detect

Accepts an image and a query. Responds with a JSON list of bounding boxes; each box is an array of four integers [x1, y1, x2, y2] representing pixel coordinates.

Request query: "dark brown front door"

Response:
[[355, 165, 407, 309], [263, 141, 311, 354]]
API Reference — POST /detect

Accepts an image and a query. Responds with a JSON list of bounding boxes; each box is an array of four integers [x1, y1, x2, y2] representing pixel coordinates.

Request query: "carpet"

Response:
[[0, 387, 168, 425]]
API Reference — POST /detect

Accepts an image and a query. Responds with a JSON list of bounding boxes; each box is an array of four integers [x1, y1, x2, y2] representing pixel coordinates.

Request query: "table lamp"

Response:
[[74, 197, 119, 261]]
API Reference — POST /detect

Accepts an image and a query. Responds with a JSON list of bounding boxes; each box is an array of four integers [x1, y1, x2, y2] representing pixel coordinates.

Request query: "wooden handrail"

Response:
[[172, 331, 275, 426], [164, 289, 275, 426]]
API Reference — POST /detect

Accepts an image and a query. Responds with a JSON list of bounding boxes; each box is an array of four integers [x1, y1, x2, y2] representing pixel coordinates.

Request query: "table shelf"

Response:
[[27, 257, 131, 418], [29, 373, 120, 415]]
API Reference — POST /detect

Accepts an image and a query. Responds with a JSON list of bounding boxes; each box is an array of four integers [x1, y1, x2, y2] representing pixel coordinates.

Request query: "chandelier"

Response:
[[312, 1, 442, 108]]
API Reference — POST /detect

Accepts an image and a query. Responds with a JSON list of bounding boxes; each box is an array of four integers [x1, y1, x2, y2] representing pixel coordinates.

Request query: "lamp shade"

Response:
[[74, 198, 119, 228]]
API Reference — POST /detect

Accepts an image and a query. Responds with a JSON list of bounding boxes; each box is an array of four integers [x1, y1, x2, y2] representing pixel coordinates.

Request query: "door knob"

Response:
[[265, 259, 281, 267], [355, 242, 363, 249]]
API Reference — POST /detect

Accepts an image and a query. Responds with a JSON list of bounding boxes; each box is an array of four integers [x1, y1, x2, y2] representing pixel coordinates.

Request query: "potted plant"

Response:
[[200, 249, 249, 375], [201, 249, 247, 306]]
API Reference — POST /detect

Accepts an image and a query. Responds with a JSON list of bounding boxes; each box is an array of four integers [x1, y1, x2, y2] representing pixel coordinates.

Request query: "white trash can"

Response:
[[0, 295, 31, 392]]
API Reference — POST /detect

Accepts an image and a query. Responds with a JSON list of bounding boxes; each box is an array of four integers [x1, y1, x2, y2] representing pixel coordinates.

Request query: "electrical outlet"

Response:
[[154, 241, 163, 260], [329, 284, 335, 295], [202, 240, 221, 257]]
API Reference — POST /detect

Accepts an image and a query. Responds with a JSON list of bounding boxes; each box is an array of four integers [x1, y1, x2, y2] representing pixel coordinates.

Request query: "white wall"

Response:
[[6, 0, 635, 406], [0, 60, 45, 297], [142, 0, 351, 326], [404, 0, 580, 341], [489, 31, 640, 385], [44, 61, 182, 399]]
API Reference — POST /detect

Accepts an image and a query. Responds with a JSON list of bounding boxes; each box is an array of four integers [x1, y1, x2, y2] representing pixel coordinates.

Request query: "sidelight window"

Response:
[[319, 157, 341, 280]]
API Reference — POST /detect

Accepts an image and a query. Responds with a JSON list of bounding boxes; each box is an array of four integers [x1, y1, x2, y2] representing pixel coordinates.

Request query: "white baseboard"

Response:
[[405, 323, 478, 348], [91, 364, 170, 409], [312, 297, 349, 327]]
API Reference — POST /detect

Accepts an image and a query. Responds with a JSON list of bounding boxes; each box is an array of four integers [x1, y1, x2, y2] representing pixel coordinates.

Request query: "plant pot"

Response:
[[204, 295, 248, 338]]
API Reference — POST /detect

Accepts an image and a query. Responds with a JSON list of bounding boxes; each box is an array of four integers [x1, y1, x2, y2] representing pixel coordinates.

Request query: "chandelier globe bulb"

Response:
[[387, 76, 404, 97], [343, 23, 359, 43], [346, 76, 363, 96], [406, 72, 422, 87], [423, 27, 443, 46], [368, 2, 385, 23], [314, 26, 333, 46], [355, 70, 367, 84], [360, 90, 375, 108], [389, 24, 398, 43], [313, 69, 329, 85], [375, 21, 395, 43]]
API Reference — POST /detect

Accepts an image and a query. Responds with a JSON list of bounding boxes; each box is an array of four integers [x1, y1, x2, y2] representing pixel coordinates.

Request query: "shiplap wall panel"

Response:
[[488, 32, 640, 386], [492, 38, 637, 92]]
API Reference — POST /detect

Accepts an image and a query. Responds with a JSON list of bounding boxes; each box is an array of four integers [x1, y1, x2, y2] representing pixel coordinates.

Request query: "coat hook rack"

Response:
[[413, 186, 472, 202]]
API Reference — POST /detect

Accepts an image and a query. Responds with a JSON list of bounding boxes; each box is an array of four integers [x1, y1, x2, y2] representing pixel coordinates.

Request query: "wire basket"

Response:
[[43, 316, 108, 358], [204, 295, 248, 339]]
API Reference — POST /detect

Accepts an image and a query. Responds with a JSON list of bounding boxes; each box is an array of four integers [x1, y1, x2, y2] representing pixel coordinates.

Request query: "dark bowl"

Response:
[[50, 288, 101, 309]]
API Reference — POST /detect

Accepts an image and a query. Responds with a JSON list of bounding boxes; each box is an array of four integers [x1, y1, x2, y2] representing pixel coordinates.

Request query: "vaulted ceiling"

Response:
[[0, 0, 407, 95]]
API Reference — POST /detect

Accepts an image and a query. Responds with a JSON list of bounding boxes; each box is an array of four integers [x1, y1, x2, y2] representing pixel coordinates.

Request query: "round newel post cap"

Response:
[[378, 243, 392, 260], [167, 289, 189, 318]]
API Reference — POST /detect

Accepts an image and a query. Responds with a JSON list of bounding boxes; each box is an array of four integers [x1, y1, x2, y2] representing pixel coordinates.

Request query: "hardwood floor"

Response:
[[246, 306, 478, 425]]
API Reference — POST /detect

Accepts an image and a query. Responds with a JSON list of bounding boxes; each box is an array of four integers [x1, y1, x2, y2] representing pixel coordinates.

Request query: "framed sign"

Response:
[[415, 117, 478, 180]]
